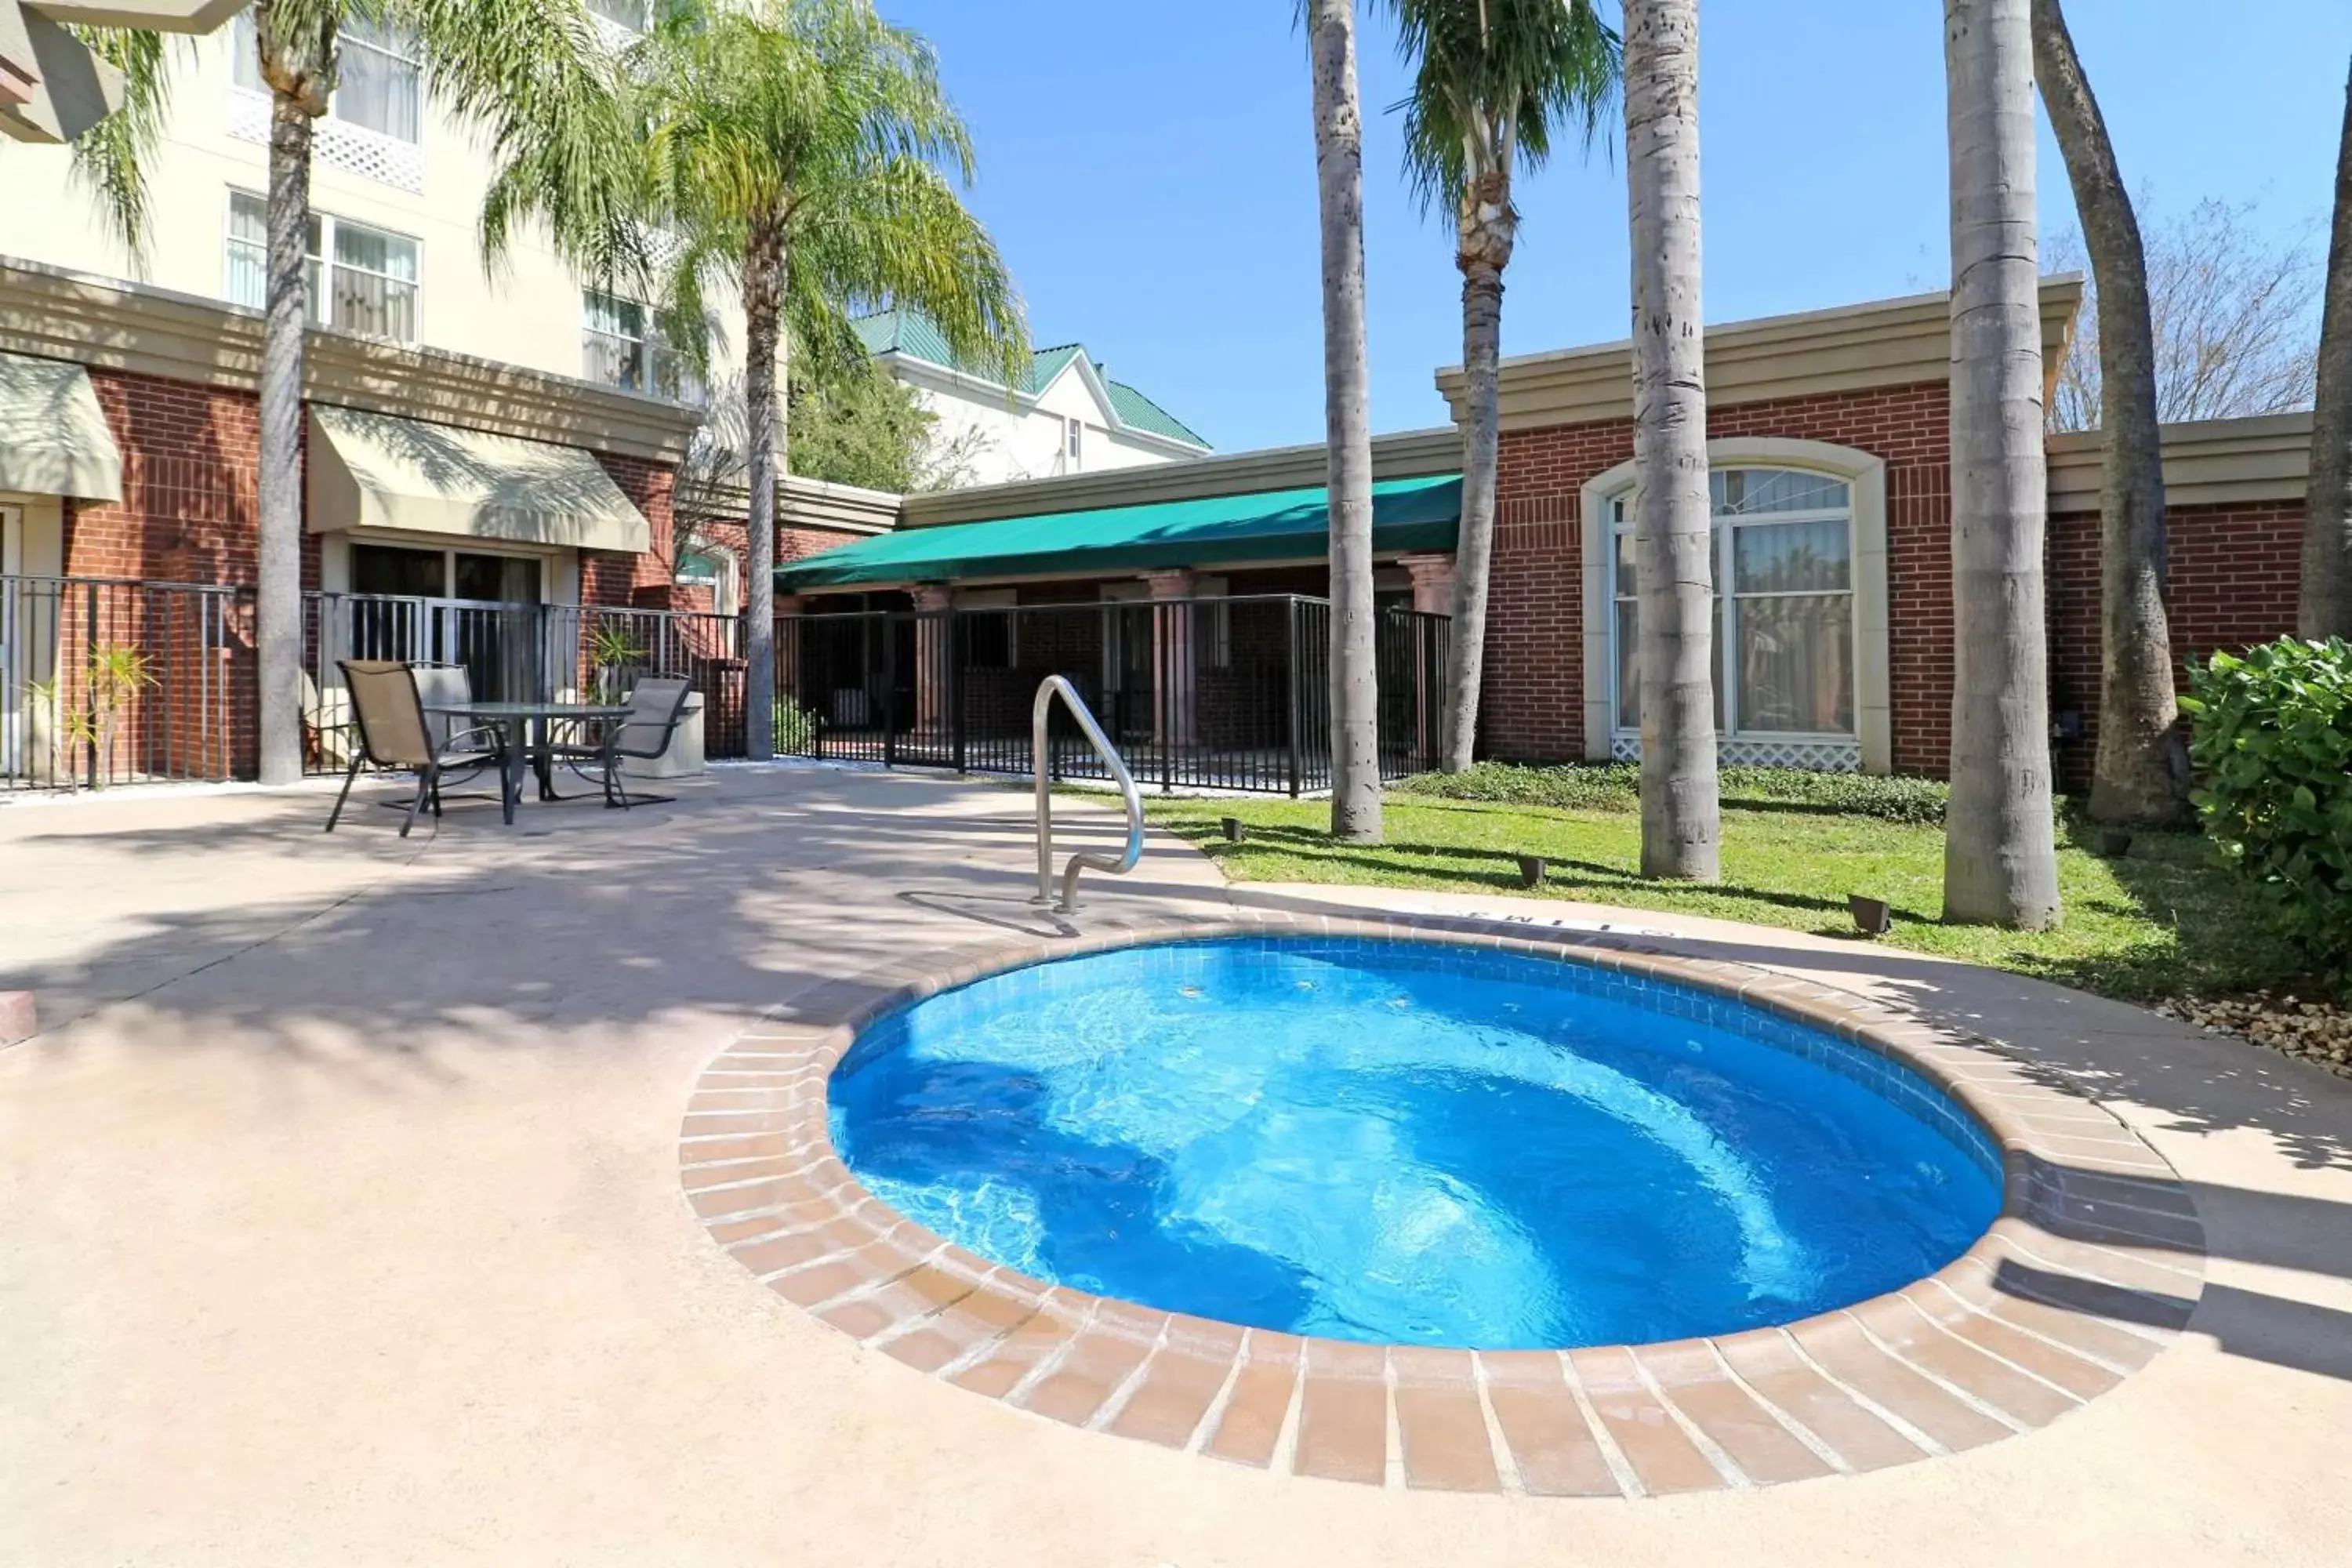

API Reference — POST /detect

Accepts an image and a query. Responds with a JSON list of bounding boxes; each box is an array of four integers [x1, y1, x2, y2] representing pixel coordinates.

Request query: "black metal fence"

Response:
[[299, 593, 745, 772], [775, 594, 1449, 795], [1, 574, 248, 791]]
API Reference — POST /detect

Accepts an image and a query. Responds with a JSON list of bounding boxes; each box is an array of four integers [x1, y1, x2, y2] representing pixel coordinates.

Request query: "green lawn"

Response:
[[1145, 789, 2300, 1005]]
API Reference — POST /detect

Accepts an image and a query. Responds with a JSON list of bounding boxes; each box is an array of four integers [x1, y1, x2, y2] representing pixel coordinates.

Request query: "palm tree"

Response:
[[1944, 0, 2060, 928], [1307, 0, 1381, 843], [562, 0, 1022, 761], [2303, 58, 2352, 639], [1385, 0, 1618, 775], [2030, 0, 2187, 825], [241, 0, 638, 786], [1622, 0, 1715, 881]]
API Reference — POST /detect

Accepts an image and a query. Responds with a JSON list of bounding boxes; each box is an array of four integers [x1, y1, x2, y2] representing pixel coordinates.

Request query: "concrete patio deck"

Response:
[[2, 766, 2349, 1566]]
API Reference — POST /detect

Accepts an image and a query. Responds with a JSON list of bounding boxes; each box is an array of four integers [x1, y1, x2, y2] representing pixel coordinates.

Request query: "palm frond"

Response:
[[63, 27, 176, 270], [1381, 0, 1621, 215]]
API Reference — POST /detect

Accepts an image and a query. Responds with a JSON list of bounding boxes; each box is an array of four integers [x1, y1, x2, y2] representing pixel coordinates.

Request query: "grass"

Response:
[[1144, 786, 2306, 1005]]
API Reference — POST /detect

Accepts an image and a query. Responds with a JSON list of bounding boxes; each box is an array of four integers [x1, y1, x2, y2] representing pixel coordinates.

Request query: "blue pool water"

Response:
[[829, 937, 2002, 1351]]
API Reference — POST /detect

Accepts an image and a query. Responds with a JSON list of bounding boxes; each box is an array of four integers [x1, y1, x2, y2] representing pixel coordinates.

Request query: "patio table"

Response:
[[423, 700, 633, 826]]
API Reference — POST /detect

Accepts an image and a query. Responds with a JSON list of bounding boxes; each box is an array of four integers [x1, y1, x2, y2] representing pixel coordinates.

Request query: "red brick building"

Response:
[[0, 258, 2320, 792]]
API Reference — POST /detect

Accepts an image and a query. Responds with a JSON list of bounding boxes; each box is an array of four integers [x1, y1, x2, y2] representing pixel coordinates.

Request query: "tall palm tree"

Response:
[[241, 0, 638, 785], [1308, 0, 1381, 843], [1385, 0, 1618, 775], [2030, 0, 2187, 825], [2303, 58, 2352, 639], [552, 0, 1022, 760], [1622, 0, 1715, 882], [1944, 0, 2060, 928]]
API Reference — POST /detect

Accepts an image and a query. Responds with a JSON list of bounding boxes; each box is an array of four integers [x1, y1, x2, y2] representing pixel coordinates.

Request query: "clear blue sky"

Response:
[[877, 1, 2352, 456]]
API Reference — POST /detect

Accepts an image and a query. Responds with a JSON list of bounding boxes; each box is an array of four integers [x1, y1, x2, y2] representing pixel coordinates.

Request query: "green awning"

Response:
[[779, 473, 1461, 590]]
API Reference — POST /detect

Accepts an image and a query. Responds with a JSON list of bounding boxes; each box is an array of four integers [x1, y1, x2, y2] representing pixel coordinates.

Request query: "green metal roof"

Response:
[[851, 310, 1212, 451], [779, 474, 1462, 590]]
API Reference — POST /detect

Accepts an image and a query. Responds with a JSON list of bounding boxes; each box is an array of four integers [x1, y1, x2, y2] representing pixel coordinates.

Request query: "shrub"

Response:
[[1398, 760, 1951, 825], [2182, 637, 2352, 982], [774, 697, 818, 754]]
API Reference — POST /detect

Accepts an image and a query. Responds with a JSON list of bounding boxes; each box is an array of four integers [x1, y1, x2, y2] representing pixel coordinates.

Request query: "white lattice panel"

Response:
[[1610, 734, 1862, 773], [225, 88, 424, 194], [316, 118, 424, 192], [591, 13, 639, 54], [227, 85, 270, 147]]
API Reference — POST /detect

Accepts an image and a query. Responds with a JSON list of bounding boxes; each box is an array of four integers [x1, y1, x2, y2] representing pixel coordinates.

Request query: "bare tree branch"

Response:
[[2050, 197, 2321, 431]]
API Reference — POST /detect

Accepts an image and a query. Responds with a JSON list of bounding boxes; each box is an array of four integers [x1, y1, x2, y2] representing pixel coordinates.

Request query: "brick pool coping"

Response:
[[678, 909, 2209, 1496]]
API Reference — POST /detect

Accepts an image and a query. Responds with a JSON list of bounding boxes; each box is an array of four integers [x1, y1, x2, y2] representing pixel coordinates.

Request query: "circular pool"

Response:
[[828, 935, 2003, 1352]]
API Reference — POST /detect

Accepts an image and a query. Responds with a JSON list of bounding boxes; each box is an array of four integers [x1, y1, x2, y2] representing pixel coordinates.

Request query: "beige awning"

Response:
[[306, 405, 651, 554], [0, 350, 122, 499]]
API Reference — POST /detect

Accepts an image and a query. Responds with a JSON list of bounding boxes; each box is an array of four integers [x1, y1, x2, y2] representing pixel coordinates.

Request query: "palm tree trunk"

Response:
[[1944, 0, 2061, 928], [255, 88, 314, 787], [2303, 59, 2352, 639], [1308, 0, 1381, 843], [1623, 0, 1717, 882], [1441, 163, 1513, 774], [2031, 0, 2187, 823], [741, 213, 783, 762]]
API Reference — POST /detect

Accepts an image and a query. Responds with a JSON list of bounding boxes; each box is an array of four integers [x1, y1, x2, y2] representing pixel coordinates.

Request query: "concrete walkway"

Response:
[[2, 768, 2348, 1566]]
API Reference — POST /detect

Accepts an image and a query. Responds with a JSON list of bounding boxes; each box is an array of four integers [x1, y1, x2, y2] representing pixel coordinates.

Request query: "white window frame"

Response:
[[1581, 437, 1890, 773], [1065, 417, 1083, 463], [224, 191, 423, 343], [675, 545, 739, 619]]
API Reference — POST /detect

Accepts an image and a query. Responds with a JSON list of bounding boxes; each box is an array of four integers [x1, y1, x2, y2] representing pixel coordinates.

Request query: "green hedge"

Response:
[[2182, 637, 2352, 982], [1397, 761, 1952, 825]]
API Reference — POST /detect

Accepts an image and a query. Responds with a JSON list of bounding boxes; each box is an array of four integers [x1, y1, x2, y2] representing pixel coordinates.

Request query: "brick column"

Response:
[[1398, 552, 1457, 615], [911, 584, 953, 740], [1143, 569, 1197, 749]]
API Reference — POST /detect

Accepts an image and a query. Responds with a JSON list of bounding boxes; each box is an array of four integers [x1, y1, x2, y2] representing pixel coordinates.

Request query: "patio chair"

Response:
[[324, 659, 506, 837], [550, 673, 693, 811]]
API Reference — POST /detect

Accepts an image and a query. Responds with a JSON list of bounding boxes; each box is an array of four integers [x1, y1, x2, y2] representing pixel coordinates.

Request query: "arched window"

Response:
[[677, 546, 739, 619], [1586, 442, 1887, 773]]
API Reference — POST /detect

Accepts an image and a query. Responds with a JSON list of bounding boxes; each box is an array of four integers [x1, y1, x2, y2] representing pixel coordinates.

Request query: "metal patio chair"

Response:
[[550, 673, 693, 811], [324, 659, 507, 837]]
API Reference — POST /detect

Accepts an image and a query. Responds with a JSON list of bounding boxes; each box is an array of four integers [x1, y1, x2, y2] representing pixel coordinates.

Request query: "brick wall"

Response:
[[2046, 499, 2305, 791], [1485, 380, 2314, 782], [583, 452, 677, 608], [1483, 382, 1957, 771]]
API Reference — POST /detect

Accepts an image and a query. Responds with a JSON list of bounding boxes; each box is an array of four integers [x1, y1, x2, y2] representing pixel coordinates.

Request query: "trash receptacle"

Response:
[[623, 691, 706, 779]]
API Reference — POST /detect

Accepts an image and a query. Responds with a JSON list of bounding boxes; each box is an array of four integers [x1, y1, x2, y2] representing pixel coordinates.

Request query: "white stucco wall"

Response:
[[0, 27, 733, 395]]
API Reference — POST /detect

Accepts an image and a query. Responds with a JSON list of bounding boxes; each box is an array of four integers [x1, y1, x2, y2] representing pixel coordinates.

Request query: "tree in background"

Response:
[[2031, 0, 2187, 824], [2049, 200, 2323, 433], [2304, 60, 2352, 638], [1385, 0, 1619, 775], [536, 0, 1023, 760], [1621, 0, 1715, 882], [1307, 0, 1382, 843], [1944, 0, 2060, 928], [246, 0, 639, 785]]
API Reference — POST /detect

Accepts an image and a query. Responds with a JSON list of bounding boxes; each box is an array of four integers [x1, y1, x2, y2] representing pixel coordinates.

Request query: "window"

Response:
[[1064, 417, 1083, 463], [675, 547, 738, 618], [225, 193, 420, 340], [583, 291, 701, 404], [1609, 467, 1856, 740], [233, 13, 422, 143]]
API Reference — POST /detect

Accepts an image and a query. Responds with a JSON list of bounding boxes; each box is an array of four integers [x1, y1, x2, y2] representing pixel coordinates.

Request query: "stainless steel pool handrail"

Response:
[[1033, 675, 1145, 913]]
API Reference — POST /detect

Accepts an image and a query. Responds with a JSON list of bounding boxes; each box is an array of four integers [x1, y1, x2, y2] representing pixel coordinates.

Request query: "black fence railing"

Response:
[[1, 574, 248, 791], [775, 594, 1449, 796], [299, 593, 746, 773]]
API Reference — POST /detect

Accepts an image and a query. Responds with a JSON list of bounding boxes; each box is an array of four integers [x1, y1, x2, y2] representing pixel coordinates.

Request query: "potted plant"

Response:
[[587, 626, 647, 705]]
